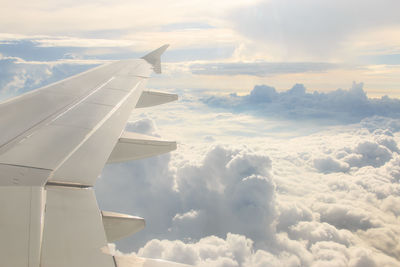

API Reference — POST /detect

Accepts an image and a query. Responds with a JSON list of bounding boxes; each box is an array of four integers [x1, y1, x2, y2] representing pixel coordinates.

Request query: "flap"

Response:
[[135, 91, 178, 108], [107, 131, 176, 164], [41, 187, 114, 267], [0, 186, 44, 267]]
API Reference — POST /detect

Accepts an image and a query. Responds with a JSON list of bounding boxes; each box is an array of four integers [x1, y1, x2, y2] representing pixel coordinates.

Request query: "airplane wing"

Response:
[[0, 45, 189, 267]]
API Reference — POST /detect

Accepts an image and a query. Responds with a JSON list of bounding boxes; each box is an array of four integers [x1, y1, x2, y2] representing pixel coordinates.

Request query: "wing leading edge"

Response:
[[0, 45, 190, 267]]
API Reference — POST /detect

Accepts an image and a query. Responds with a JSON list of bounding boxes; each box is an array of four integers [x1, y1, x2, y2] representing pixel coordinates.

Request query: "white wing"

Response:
[[0, 45, 189, 267]]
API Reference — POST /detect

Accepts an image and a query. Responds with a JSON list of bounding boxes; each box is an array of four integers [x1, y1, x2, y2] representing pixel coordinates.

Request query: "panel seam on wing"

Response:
[[0, 163, 52, 172], [47, 80, 144, 181]]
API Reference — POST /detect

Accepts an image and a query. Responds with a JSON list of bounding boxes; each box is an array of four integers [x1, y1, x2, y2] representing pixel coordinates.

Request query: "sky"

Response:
[[1, 0, 400, 266]]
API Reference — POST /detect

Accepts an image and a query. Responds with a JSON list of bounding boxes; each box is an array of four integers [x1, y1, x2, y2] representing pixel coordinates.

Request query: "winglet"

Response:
[[141, 44, 169, 74]]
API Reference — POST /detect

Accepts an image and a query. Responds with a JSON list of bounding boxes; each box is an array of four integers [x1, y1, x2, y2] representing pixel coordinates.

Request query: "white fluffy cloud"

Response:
[[203, 82, 400, 123], [313, 157, 350, 174], [0, 53, 97, 100], [313, 135, 398, 174], [95, 110, 400, 266], [96, 133, 277, 250]]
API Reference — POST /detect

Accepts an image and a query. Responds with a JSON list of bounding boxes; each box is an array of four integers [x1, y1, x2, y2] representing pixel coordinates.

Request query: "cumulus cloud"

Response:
[[313, 157, 350, 174], [0, 55, 50, 98], [125, 118, 160, 137], [203, 82, 400, 123], [381, 196, 400, 217], [361, 227, 400, 259], [276, 202, 313, 232], [95, 113, 400, 266], [133, 233, 319, 267], [0, 53, 97, 100], [360, 116, 400, 133], [288, 221, 353, 247], [310, 127, 400, 176], [96, 138, 276, 251], [313, 140, 396, 174], [137, 234, 254, 266], [344, 141, 393, 168], [313, 204, 377, 231], [115, 231, 398, 266]]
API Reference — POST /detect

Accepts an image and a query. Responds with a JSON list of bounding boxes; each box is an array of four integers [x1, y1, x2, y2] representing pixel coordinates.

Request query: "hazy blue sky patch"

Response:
[[0, 40, 83, 61], [359, 54, 400, 65]]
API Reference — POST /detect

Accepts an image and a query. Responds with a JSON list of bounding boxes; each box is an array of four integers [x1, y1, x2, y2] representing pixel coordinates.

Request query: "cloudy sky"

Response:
[[1, 0, 400, 266]]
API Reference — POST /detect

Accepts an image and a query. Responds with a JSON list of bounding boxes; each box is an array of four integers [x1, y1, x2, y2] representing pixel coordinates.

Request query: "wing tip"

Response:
[[141, 44, 170, 74]]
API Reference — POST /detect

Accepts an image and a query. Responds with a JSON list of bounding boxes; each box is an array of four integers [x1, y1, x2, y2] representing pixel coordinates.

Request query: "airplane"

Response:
[[0, 45, 190, 267]]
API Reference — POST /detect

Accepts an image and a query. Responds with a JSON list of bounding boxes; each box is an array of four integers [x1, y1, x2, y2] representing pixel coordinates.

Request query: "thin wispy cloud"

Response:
[[191, 62, 338, 76]]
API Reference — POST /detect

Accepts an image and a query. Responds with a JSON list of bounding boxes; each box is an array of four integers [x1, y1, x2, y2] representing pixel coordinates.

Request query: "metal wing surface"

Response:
[[0, 45, 189, 267]]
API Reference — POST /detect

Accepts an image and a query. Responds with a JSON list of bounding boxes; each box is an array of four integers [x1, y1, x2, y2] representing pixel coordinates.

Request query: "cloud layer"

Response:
[[95, 112, 400, 266], [97, 124, 277, 250], [203, 82, 400, 123], [0, 52, 97, 100]]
